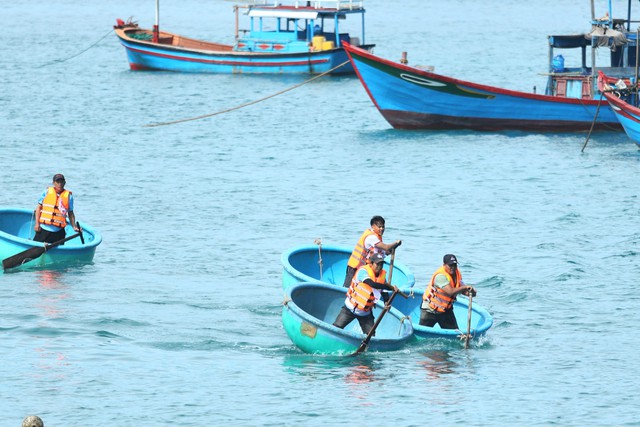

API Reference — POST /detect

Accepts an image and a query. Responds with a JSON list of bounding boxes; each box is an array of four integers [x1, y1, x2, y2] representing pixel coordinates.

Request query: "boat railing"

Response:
[[251, 0, 364, 10]]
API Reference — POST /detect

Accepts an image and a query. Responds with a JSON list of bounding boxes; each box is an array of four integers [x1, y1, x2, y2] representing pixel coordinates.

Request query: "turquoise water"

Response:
[[2, 0, 640, 425]]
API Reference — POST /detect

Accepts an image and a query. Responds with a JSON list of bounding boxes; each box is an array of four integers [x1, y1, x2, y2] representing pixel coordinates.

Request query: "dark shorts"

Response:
[[333, 305, 375, 335], [34, 228, 66, 244], [342, 265, 357, 288], [419, 308, 459, 330]]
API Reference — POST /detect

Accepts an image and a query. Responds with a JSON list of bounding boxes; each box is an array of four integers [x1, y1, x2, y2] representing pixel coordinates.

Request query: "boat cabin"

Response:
[[545, 1, 639, 99], [233, 0, 367, 53]]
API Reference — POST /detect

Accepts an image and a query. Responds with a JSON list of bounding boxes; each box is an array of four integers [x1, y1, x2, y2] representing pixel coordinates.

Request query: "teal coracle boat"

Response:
[[281, 243, 415, 290], [390, 289, 493, 341], [0, 207, 102, 271], [282, 282, 414, 355]]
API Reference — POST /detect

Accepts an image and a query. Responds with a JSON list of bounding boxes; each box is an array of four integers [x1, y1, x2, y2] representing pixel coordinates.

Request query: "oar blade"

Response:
[[2, 246, 46, 270], [77, 222, 85, 245]]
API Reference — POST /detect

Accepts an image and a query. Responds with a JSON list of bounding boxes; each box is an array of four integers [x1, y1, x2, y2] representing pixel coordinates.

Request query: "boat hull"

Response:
[[282, 282, 414, 354], [281, 244, 415, 290], [600, 73, 640, 148], [115, 28, 365, 75], [390, 289, 493, 340], [0, 208, 102, 271], [343, 42, 622, 132]]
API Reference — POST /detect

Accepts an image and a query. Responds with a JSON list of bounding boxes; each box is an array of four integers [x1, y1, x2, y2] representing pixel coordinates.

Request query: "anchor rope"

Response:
[[38, 29, 114, 68], [145, 60, 350, 127]]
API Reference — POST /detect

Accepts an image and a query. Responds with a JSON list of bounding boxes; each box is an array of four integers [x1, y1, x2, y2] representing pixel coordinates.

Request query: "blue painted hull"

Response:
[[282, 282, 414, 354], [281, 244, 415, 290], [343, 42, 622, 132], [116, 32, 358, 74], [601, 77, 640, 148], [0, 208, 102, 271], [390, 289, 493, 341]]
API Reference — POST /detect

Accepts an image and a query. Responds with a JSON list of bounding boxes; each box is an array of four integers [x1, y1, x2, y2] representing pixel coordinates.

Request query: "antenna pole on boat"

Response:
[[234, 5, 239, 40], [153, 0, 160, 43], [635, 28, 639, 106], [590, 0, 597, 95]]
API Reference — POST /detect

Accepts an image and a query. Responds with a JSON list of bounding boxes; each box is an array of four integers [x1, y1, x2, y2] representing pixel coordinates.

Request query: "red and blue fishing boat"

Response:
[[114, 0, 373, 75], [598, 70, 640, 147], [343, 0, 640, 131]]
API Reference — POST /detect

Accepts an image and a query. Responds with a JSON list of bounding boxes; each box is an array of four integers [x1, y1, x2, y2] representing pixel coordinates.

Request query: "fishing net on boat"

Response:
[[129, 32, 153, 41], [585, 26, 627, 51]]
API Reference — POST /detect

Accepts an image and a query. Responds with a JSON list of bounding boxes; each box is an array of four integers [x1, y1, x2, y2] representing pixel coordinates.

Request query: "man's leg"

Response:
[[333, 306, 356, 329]]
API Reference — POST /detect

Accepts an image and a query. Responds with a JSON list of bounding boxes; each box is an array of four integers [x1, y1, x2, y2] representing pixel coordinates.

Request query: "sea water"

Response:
[[1, 0, 639, 425]]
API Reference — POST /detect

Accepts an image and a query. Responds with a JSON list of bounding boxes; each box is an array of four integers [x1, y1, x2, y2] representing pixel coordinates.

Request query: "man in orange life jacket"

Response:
[[333, 253, 399, 335], [342, 215, 402, 288], [33, 174, 79, 244], [420, 254, 476, 330]]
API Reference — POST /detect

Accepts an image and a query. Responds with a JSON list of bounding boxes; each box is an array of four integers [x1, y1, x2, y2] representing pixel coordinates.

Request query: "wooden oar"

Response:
[[2, 225, 85, 271], [464, 292, 473, 349], [353, 249, 407, 355]]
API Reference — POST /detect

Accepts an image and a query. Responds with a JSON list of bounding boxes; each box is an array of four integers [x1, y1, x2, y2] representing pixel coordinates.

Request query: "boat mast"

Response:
[[590, 0, 597, 91], [153, 0, 160, 43]]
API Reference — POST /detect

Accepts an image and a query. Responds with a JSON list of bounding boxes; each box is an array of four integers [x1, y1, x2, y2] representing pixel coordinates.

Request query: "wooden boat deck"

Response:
[[122, 28, 233, 51]]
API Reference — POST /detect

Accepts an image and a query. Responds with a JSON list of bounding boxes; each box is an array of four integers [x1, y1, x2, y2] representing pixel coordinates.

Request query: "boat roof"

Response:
[[248, 0, 365, 17], [549, 28, 629, 49], [249, 10, 320, 19]]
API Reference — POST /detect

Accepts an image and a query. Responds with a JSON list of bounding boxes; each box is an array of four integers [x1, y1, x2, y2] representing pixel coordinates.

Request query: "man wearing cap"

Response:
[[420, 254, 476, 329], [342, 215, 402, 287], [333, 252, 399, 335], [33, 174, 79, 244]]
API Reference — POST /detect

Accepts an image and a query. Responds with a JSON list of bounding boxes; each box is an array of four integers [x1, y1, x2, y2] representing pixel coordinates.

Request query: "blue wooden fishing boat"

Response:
[[281, 243, 415, 290], [114, 0, 373, 75], [282, 282, 414, 354], [343, 0, 640, 131], [598, 70, 640, 147], [389, 289, 493, 341], [0, 208, 101, 271]]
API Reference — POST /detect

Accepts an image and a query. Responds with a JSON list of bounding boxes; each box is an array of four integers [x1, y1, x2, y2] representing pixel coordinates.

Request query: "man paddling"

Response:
[[420, 254, 476, 330], [333, 253, 399, 335], [342, 215, 401, 287], [34, 173, 79, 244]]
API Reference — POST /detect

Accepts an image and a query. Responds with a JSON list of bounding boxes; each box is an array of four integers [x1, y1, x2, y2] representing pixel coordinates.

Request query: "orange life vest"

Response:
[[423, 265, 463, 313], [346, 264, 387, 311], [347, 228, 382, 269], [39, 187, 71, 228]]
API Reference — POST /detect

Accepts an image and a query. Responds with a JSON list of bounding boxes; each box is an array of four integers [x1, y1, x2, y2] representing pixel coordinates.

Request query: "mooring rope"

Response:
[[145, 60, 350, 127], [38, 29, 115, 68], [581, 95, 604, 152]]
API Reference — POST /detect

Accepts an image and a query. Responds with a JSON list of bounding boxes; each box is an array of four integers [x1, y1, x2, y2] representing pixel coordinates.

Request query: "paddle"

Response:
[[2, 223, 85, 271], [353, 249, 407, 355], [464, 292, 473, 349]]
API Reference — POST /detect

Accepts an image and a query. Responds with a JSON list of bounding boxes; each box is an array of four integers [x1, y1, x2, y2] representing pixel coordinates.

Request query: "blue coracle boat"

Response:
[[281, 243, 415, 290], [281, 243, 492, 341], [114, 0, 374, 75], [0, 208, 102, 271], [390, 289, 493, 341], [599, 70, 640, 148], [282, 282, 414, 354], [342, 0, 640, 131]]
